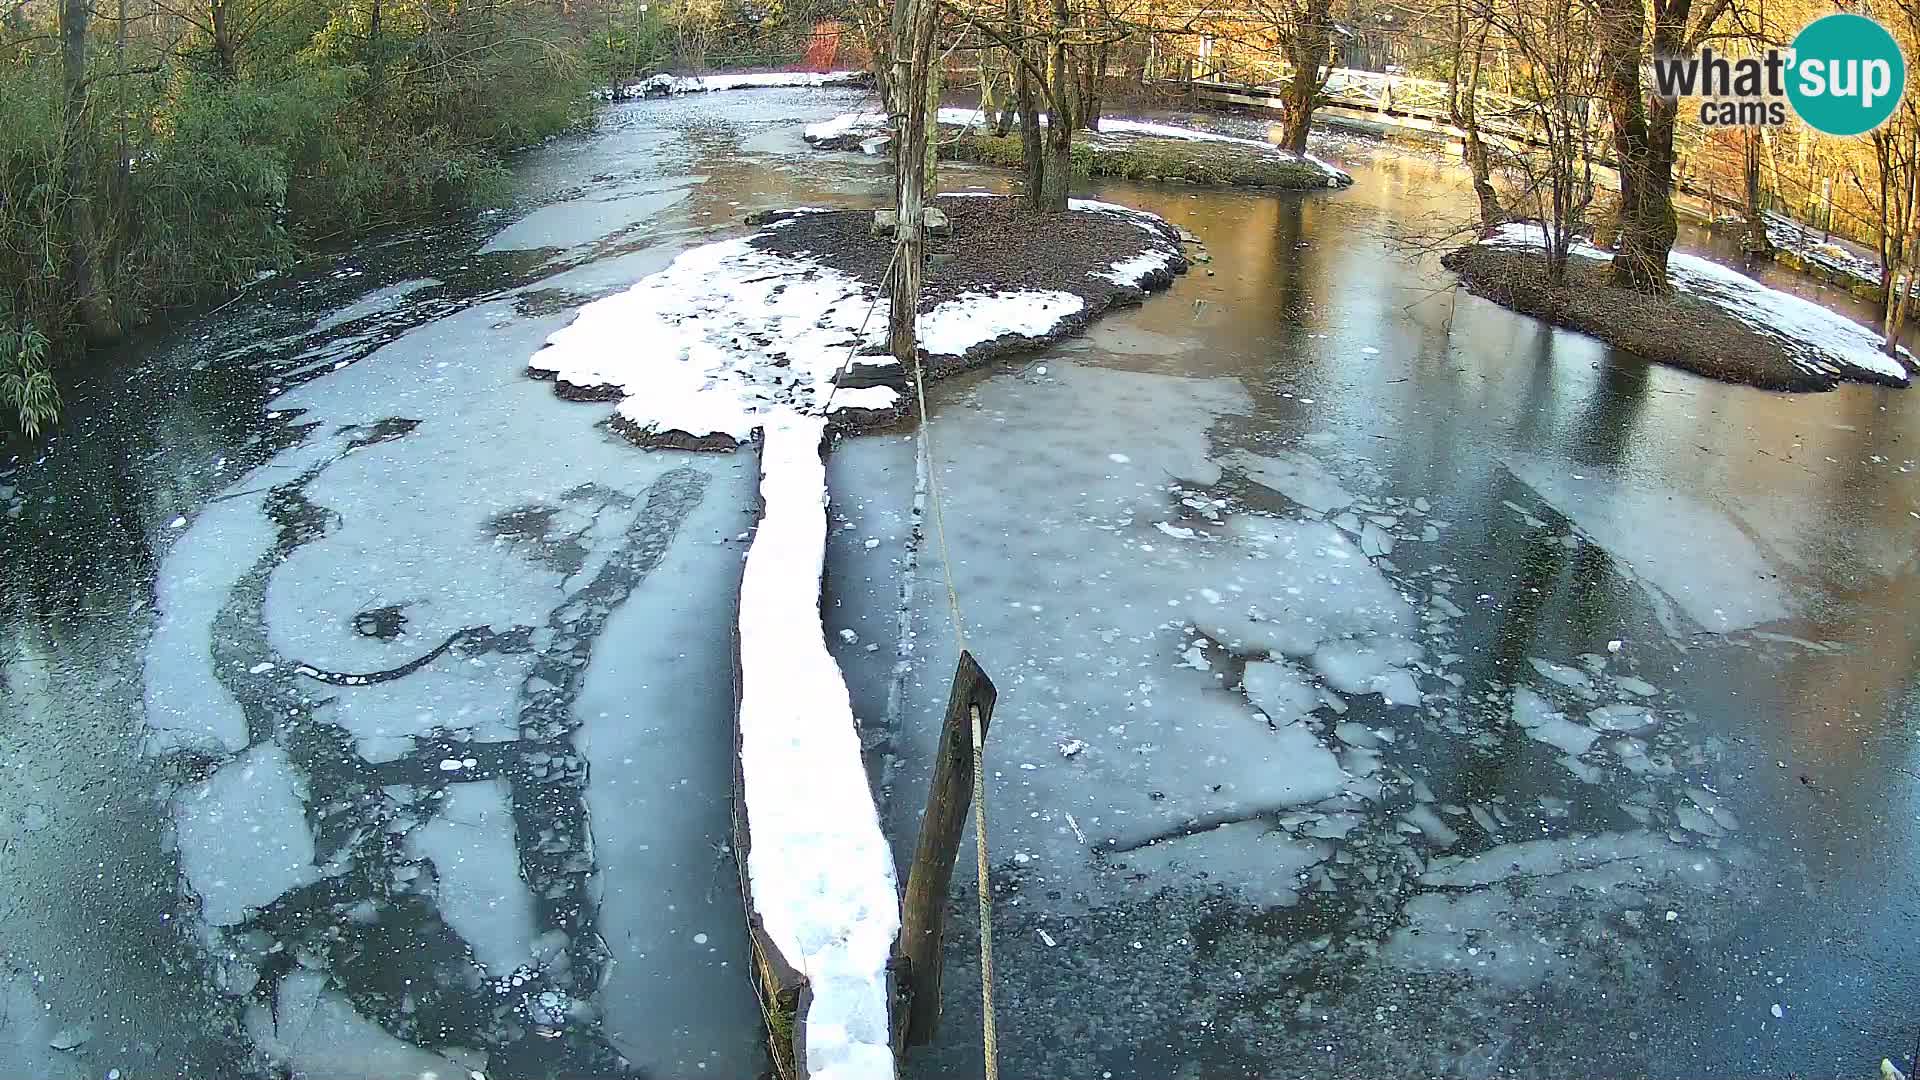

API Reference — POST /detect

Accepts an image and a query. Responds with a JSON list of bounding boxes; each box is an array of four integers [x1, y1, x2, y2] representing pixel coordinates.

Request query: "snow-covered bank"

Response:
[[736, 413, 898, 1080], [530, 195, 1188, 447], [1447, 222, 1913, 390], [597, 69, 867, 101], [803, 109, 1354, 188]]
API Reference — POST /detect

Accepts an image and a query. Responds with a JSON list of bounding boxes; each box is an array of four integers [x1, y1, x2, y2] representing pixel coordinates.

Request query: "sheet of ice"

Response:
[[1221, 448, 1357, 514], [1113, 821, 1327, 906], [574, 456, 763, 1077], [145, 495, 270, 755], [1242, 660, 1319, 724], [404, 779, 535, 977], [917, 290, 1086, 357], [1484, 222, 1910, 384], [736, 412, 898, 1080], [1504, 453, 1792, 633], [246, 972, 473, 1079], [173, 743, 316, 926], [1387, 833, 1722, 987]]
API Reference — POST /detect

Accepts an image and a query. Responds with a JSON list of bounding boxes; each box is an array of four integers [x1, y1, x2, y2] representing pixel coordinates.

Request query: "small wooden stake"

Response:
[[898, 649, 997, 1048]]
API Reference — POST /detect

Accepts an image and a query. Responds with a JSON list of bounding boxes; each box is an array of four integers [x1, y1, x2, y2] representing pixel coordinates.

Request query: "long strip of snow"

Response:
[[804, 110, 1353, 183], [737, 412, 899, 1080], [1484, 222, 1912, 385], [605, 70, 866, 100]]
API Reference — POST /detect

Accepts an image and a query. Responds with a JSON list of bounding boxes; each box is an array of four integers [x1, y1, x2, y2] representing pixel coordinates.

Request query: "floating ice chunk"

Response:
[[1511, 686, 1600, 755], [1359, 522, 1394, 558], [1154, 521, 1197, 540], [173, 743, 316, 925], [405, 779, 535, 976], [1586, 703, 1659, 734], [1527, 657, 1592, 691], [1403, 804, 1461, 848], [1221, 449, 1356, 514], [1116, 821, 1327, 907], [1242, 661, 1318, 725], [1310, 636, 1422, 703], [1506, 454, 1792, 633], [1613, 675, 1657, 696], [247, 972, 474, 1078]]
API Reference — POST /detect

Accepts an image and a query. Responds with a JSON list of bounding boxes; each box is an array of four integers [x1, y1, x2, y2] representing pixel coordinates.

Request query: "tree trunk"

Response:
[[210, 0, 236, 77], [61, 0, 119, 343], [1280, 0, 1332, 154], [887, 0, 938, 361], [922, 58, 941, 201], [1594, 0, 1672, 293], [1741, 129, 1771, 253], [1009, 0, 1044, 210], [1038, 11, 1073, 212]]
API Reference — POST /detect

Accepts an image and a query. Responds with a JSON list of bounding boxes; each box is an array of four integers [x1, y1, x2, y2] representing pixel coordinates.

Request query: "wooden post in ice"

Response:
[[888, 0, 938, 362], [896, 650, 997, 1047]]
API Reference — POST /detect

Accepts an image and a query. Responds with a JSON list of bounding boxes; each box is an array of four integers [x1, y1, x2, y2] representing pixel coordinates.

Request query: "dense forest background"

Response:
[[0, 0, 829, 436]]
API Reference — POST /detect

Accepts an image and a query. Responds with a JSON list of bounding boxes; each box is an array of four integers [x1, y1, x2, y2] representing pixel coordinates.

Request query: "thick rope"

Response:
[[909, 341, 998, 1080]]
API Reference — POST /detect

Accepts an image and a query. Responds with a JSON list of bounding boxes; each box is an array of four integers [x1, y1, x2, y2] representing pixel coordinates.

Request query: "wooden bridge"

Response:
[[1162, 69, 1562, 147]]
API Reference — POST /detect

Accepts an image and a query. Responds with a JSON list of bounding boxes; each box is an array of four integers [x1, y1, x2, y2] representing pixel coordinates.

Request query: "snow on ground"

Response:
[[603, 70, 866, 100], [173, 743, 316, 926], [531, 204, 1180, 446], [737, 413, 898, 1080], [1504, 452, 1791, 635], [404, 779, 536, 977], [1484, 222, 1912, 385], [803, 109, 1354, 183]]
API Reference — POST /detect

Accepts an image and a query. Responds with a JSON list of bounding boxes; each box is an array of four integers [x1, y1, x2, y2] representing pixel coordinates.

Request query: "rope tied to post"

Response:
[[910, 342, 999, 1080]]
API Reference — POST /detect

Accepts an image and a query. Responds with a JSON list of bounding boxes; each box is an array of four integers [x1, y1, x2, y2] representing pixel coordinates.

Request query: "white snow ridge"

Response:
[[737, 413, 899, 1080]]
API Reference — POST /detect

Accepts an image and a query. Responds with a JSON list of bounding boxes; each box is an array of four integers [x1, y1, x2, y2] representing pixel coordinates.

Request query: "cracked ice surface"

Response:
[[895, 364, 1386, 904], [1506, 453, 1791, 634]]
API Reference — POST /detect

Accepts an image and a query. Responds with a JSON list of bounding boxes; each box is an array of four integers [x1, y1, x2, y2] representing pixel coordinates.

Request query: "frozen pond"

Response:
[[1, 85, 1918, 1080]]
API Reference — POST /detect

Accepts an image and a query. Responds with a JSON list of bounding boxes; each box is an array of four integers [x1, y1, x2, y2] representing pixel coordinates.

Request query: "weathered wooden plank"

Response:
[[896, 649, 997, 1048]]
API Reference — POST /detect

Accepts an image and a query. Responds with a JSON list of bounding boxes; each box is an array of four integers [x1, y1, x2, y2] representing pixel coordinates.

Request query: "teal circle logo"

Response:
[[1787, 13, 1906, 136]]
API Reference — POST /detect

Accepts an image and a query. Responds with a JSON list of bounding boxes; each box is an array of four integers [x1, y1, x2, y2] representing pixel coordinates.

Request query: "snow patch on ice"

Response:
[[736, 413, 898, 1080]]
